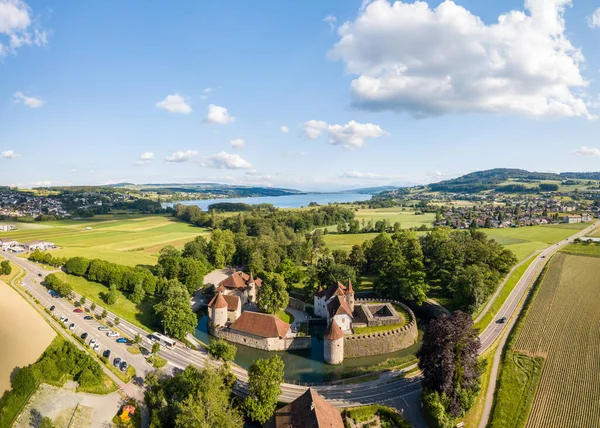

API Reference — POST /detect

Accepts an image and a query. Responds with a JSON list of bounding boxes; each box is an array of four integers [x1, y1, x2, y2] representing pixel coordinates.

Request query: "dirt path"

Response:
[[0, 280, 55, 395]]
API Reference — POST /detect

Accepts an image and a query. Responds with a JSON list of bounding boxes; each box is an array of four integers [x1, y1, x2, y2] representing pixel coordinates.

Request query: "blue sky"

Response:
[[1, 0, 600, 191]]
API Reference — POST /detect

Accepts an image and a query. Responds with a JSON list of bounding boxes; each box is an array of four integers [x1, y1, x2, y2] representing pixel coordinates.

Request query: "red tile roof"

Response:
[[208, 292, 228, 309], [275, 388, 344, 428], [327, 295, 353, 319], [324, 320, 344, 341], [217, 271, 262, 290], [229, 311, 290, 338], [222, 294, 240, 312]]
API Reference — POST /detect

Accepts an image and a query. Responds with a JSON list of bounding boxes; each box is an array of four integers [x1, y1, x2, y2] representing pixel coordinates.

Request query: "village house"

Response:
[[274, 388, 344, 428]]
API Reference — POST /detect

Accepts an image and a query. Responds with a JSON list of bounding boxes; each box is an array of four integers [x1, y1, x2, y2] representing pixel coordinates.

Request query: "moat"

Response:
[[194, 309, 423, 383]]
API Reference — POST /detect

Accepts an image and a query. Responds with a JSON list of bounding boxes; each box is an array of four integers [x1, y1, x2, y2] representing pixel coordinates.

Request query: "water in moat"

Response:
[[193, 309, 423, 384]]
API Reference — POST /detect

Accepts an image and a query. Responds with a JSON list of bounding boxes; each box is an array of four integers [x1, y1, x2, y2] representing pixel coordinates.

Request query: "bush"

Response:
[[207, 339, 237, 362], [423, 390, 455, 428]]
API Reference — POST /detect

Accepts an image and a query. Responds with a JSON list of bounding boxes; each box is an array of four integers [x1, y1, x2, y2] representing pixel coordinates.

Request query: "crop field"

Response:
[[0, 215, 209, 266], [508, 252, 600, 428], [484, 222, 589, 262], [352, 208, 435, 228]]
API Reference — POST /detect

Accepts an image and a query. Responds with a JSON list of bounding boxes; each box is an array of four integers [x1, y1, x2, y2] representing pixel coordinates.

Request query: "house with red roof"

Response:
[[314, 280, 355, 333], [275, 388, 344, 428], [215, 270, 262, 306]]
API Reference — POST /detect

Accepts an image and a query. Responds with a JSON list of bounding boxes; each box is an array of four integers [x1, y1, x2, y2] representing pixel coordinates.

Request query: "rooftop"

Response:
[[275, 388, 344, 428], [229, 311, 290, 338]]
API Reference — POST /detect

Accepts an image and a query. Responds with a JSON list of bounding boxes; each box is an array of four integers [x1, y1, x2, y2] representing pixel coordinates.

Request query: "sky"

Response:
[[1, 0, 600, 191]]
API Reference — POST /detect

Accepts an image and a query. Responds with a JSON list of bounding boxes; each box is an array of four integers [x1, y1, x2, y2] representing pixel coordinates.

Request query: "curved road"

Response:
[[4, 221, 598, 428]]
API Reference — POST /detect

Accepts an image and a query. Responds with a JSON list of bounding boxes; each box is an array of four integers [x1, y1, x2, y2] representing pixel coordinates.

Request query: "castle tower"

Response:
[[324, 320, 344, 364], [248, 272, 257, 303], [346, 279, 355, 313], [210, 292, 228, 327]]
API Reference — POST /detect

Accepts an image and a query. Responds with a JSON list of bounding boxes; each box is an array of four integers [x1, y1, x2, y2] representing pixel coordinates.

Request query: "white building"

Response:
[[22, 241, 56, 252], [0, 225, 16, 232], [314, 280, 355, 333], [0, 239, 18, 250]]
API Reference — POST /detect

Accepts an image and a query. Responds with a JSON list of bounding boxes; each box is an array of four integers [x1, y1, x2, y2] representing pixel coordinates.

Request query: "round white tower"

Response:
[[210, 292, 228, 327], [324, 320, 344, 365]]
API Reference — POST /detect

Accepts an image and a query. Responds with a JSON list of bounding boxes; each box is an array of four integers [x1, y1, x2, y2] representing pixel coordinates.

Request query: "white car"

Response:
[[107, 331, 119, 338], [90, 338, 97, 346], [93, 343, 101, 351], [62, 318, 69, 324], [60, 316, 66, 322], [69, 323, 76, 331]]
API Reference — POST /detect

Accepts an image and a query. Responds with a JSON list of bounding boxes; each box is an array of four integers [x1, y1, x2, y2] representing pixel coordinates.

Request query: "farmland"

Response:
[[0, 215, 209, 266], [491, 249, 600, 427]]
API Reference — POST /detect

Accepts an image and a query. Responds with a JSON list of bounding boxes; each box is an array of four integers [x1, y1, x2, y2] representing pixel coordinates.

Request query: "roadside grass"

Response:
[[0, 214, 209, 266], [151, 356, 167, 369], [341, 373, 381, 385], [0, 260, 20, 284], [560, 242, 600, 257], [474, 254, 537, 332], [54, 272, 156, 332], [343, 404, 410, 428], [340, 354, 418, 380], [276, 310, 295, 324], [127, 346, 141, 355]]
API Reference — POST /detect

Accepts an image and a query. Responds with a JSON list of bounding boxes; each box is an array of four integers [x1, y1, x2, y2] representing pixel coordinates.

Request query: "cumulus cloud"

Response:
[[0, 0, 48, 58], [165, 150, 199, 163], [13, 91, 44, 108], [156, 93, 192, 114], [589, 8, 600, 28], [330, 0, 593, 119], [302, 120, 388, 149], [230, 138, 245, 149], [323, 14, 337, 31], [200, 152, 252, 169], [135, 151, 154, 166], [572, 146, 600, 156], [1, 150, 21, 159], [204, 104, 235, 124], [280, 125, 289, 134]]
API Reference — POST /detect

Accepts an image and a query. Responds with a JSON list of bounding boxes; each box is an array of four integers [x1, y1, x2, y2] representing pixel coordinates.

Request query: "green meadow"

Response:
[[0, 215, 209, 266]]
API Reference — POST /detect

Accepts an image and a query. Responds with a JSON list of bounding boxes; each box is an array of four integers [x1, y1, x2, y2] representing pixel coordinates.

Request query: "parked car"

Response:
[[113, 357, 121, 367], [93, 343, 100, 351], [84, 315, 93, 320], [103, 349, 111, 359], [90, 338, 97, 346], [107, 331, 119, 338], [116, 338, 129, 344], [73, 308, 83, 313], [497, 317, 507, 324], [62, 318, 69, 324], [81, 332, 88, 340], [38, 273, 43, 277], [49, 305, 55, 311], [98, 326, 109, 331], [120, 361, 128, 372], [69, 323, 76, 331], [59, 316, 66, 322]]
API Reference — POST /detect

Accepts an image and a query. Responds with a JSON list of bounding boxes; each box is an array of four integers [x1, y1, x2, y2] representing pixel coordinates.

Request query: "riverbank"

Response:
[[0, 280, 56, 395]]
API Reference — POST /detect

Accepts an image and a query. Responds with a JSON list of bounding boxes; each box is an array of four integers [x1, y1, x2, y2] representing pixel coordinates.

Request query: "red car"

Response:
[[73, 308, 83, 313]]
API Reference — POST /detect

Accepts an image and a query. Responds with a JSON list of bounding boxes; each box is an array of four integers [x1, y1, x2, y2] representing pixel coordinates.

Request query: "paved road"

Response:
[[5, 222, 597, 428]]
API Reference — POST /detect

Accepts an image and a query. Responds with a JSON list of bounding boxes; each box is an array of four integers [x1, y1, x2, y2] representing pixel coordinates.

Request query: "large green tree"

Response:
[[153, 280, 197, 340], [207, 229, 236, 268], [257, 273, 289, 314], [245, 355, 284, 424]]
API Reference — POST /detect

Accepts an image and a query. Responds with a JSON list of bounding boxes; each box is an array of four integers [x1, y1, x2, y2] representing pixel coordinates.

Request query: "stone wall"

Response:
[[210, 326, 312, 351], [354, 303, 401, 327], [343, 299, 418, 359]]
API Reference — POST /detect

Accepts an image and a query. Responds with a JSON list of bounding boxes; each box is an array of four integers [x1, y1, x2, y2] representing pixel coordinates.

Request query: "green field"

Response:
[[0, 215, 209, 266], [54, 271, 157, 332], [491, 251, 600, 427], [484, 222, 589, 262], [323, 233, 380, 251]]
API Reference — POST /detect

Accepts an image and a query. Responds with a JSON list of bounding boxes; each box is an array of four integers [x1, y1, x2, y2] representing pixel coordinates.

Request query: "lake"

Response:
[[162, 193, 372, 211]]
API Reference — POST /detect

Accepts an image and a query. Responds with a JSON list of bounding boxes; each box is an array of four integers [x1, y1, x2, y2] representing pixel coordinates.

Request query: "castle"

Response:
[[314, 280, 355, 333]]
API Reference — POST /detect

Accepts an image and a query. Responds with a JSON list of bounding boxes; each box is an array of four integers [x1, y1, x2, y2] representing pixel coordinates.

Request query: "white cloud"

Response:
[[204, 104, 235, 124], [14, 91, 44, 108], [34, 180, 52, 186], [339, 170, 399, 180], [280, 125, 289, 134], [135, 151, 155, 166], [323, 14, 337, 31], [588, 8, 600, 28], [302, 120, 388, 149], [330, 0, 593, 119], [204, 87, 213, 93], [200, 152, 252, 169], [1, 150, 21, 159], [165, 150, 199, 163], [572, 146, 600, 156], [0, 0, 48, 57], [156, 93, 192, 114], [70, 169, 76, 173], [230, 138, 245, 149]]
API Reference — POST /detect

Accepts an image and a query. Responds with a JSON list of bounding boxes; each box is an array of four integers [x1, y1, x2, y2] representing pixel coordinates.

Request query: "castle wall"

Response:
[[210, 326, 312, 351]]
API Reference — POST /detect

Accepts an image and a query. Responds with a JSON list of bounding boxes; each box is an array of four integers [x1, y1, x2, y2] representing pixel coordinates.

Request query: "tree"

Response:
[[207, 229, 236, 268], [90, 302, 96, 312], [153, 280, 197, 340], [133, 333, 142, 345], [207, 339, 237, 362], [257, 273, 289, 314], [348, 245, 367, 273], [152, 342, 160, 355], [418, 311, 482, 420], [0, 260, 11, 276], [79, 296, 86, 306], [104, 284, 118, 305], [178, 257, 208, 295], [65, 257, 90, 276], [129, 282, 146, 304], [114, 317, 120, 327], [245, 355, 284, 424], [101, 309, 108, 319]]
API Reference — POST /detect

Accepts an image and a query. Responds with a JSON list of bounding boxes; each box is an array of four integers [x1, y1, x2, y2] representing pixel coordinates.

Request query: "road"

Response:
[[4, 221, 598, 428]]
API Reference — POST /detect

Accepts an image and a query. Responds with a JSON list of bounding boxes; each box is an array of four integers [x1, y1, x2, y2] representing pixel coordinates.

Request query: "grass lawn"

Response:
[[54, 272, 157, 332], [353, 208, 435, 229], [276, 309, 295, 324], [0, 260, 21, 284], [0, 214, 209, 267], [474, 254, 537, 331], [484, 222, 589, 262], [322, 233, 380, 251], [560, 242, 600, 257], [353, 303, 410, 334]]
